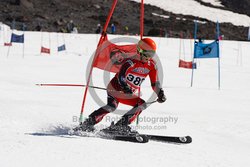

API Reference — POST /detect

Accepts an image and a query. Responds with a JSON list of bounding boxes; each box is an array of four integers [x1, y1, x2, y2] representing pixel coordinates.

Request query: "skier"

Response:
[[76, 38, 166, 134]]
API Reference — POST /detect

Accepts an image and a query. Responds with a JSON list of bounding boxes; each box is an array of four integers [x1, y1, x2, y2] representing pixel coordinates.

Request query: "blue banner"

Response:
[[11, 33, 24, 43], [194, 40, 219, 59], [58, 44, 66, 51]]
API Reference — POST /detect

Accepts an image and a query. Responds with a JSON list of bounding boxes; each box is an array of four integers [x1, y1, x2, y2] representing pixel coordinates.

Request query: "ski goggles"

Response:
[[137, 47, 155, 58]]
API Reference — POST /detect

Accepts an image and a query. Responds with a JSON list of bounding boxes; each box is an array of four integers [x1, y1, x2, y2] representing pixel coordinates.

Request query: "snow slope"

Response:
[[0, 30, 250, 167], [131, 0, 250, 26]]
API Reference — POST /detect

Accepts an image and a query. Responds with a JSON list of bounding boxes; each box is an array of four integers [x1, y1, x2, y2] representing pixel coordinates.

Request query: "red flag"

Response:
[[92, 35, 137, 73], [4, 42, 12, 46], [41, 46, 50, 54], [179, 59, 194, 69]]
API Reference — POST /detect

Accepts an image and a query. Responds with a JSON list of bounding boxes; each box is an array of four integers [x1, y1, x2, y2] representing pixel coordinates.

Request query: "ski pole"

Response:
[[36, 83, 158, 104], [36, 83, 135, 93], [36, 83, 107, 91]]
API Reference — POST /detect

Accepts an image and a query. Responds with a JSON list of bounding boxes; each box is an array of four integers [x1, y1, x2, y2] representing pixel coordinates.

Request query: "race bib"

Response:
[[126, 73, 145, 88]]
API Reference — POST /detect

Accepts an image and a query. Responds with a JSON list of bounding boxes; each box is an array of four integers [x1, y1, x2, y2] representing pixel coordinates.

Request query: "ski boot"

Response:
[[101, 121, 138, 136], [73, 118, 96, 132]]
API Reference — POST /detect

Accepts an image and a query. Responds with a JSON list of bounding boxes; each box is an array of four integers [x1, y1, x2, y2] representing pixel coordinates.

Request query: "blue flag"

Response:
[[58, 44, 66, 51], [11, 33, 24, 43], [194, 40, 219, 59]]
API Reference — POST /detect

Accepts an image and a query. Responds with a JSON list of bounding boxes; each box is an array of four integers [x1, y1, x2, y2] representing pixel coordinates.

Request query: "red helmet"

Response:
[[137, 38, 156, 58], [137, 38, 156, 52]]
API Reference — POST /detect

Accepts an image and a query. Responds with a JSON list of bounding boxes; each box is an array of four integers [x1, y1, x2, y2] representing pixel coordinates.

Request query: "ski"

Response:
[[144, 134, 192, 144], [98, 132, 149, 143], [98, 133, 192, 144], [69, 129, 191, 144], [68, 130, 149, 143]]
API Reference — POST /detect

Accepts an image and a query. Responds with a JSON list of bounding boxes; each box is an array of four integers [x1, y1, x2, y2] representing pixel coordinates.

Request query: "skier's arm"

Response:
[[149, 68, 166, 103], [118, 60, 133, 94]]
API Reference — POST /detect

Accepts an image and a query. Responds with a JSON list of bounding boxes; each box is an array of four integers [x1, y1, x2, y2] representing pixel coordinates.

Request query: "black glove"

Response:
[[157, 88, 166, 103], [122, 85, 133, 94]]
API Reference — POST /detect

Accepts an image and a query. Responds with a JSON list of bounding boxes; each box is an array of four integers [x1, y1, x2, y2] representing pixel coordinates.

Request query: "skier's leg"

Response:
[[102, 97, 146, 134], [116, 97, 147, 126], [77, 94, 118, 131], [88, 94, 118, 124]]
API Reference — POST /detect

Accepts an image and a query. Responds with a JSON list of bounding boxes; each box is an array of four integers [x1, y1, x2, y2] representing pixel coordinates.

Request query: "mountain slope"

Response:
[[0, 0, 249, 40]]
